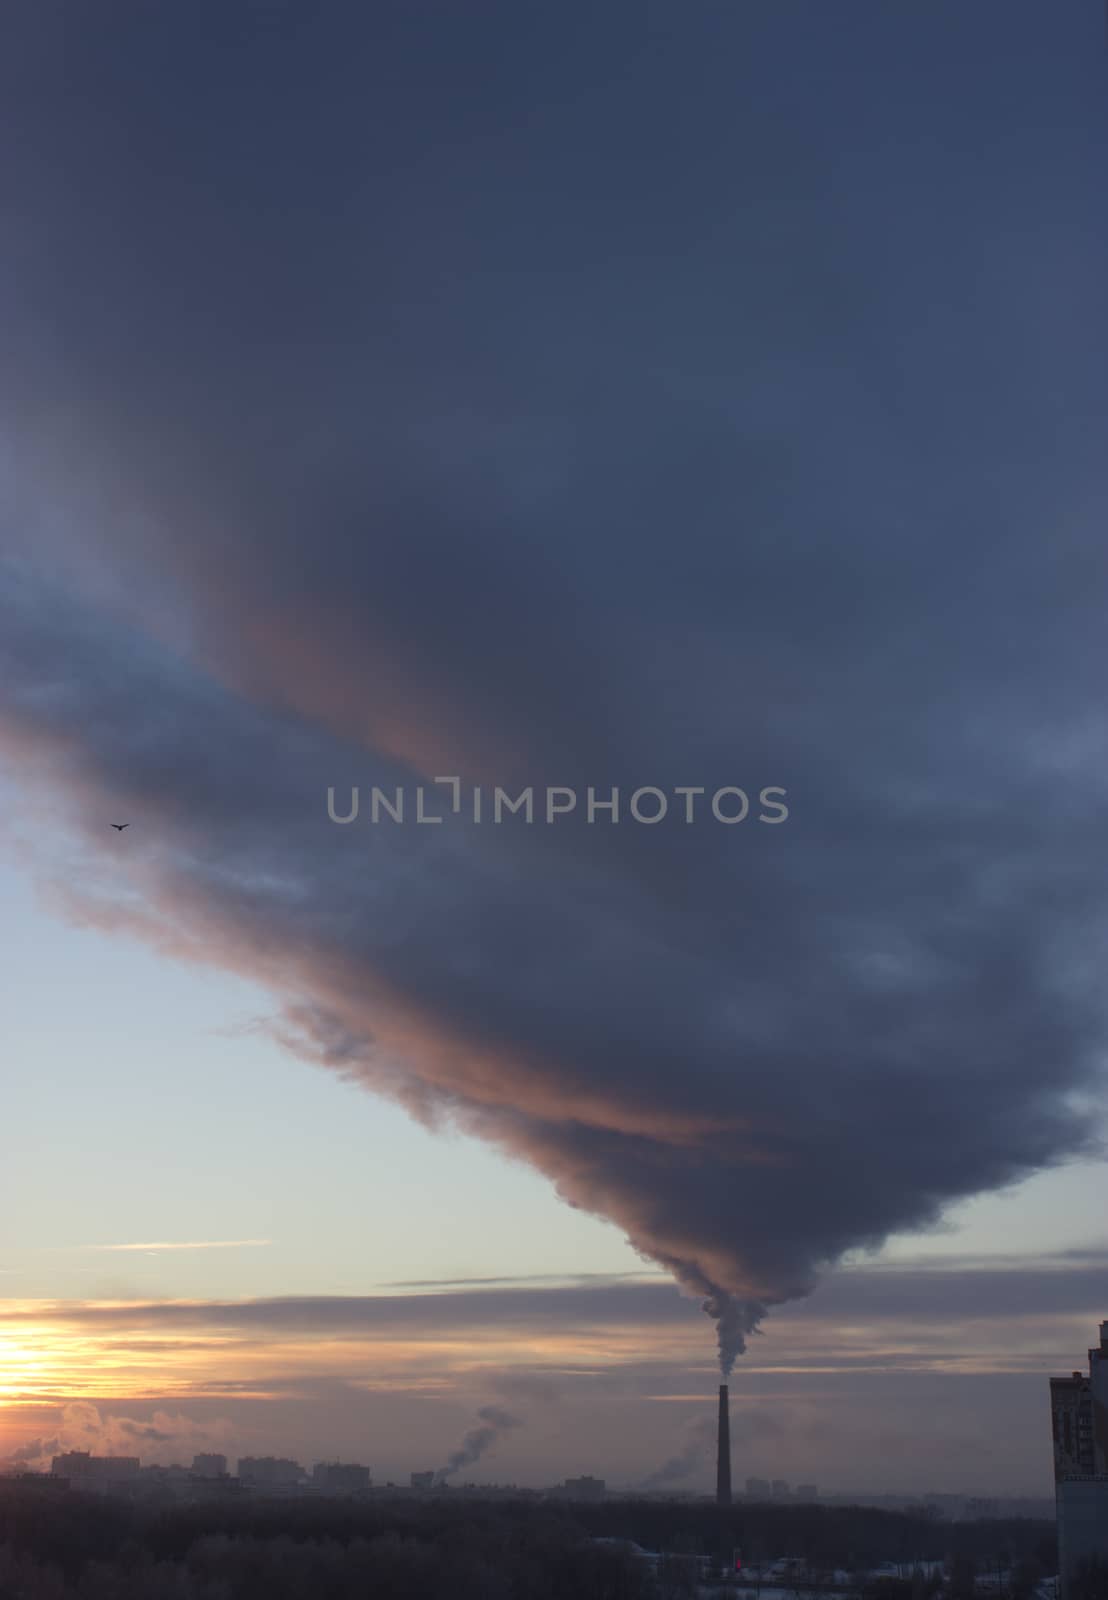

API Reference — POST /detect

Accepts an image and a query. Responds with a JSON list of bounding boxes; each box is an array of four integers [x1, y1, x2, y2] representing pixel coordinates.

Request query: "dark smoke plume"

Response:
[[1, 4, 1106, 1376], [435, 1407, 523, 1483]]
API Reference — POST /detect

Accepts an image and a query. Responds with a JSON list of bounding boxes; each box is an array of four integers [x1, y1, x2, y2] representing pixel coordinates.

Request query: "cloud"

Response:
[[0, 3, 1107, 1375], [1, 1255, 1103, 1342], [0, 1283, 693, 1335], [384, 1272, 663, 1290], [77, 1241, 271, 1254]]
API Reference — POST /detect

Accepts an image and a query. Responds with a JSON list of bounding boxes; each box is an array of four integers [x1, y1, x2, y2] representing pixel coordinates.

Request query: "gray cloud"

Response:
[[2, 1256, 1103, 1339], [1, 3, 1106, 1371]]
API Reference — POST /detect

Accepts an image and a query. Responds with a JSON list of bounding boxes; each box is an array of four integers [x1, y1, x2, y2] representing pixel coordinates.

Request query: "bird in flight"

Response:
[[110, 823, 130, 831]]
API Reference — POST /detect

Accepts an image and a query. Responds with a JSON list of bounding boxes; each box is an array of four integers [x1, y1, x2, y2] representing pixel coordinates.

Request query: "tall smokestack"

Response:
[[717, 1383, 731, 1506]]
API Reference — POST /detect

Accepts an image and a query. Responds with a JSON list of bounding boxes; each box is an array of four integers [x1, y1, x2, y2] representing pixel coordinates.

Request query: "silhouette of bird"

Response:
[[110, 823, 130, 831]]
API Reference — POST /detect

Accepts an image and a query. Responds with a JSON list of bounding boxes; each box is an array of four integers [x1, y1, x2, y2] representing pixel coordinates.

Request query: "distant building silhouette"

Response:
[[1050, 1320, 1108, 1598], [745, 1476, 770, 1499], [236, 1456, 305, 1488], [410, 1471, 435, 1490], [795, 1483, 818, 1502], [559, 1475, 605, 1502], [191, 1454, 228, 1478], [771, 1478, 790, 1499], [312, 1461, 371, 1493], [50, 1453, 140, 1493]]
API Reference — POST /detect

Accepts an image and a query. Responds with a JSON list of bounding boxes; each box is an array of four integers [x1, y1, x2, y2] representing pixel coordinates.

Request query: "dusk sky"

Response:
[[1, 1, 1107, 1498]]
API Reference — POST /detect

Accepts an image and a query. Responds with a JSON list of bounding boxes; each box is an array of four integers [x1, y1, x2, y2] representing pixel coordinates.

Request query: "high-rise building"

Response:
[[1050, 1320, 1108, 1598], [1089, 1326, 1108, 1475], [771, 1478, 790, 1499], [191, 1454, 228, 1478], [1051, 1374, 1097, 1477]]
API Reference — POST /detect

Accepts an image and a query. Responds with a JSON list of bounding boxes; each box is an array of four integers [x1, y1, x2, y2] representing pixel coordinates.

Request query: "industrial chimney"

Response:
[[717, 1383, 732, 1506]]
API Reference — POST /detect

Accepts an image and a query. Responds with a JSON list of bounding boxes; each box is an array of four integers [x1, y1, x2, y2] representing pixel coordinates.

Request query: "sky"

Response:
[[1, 0, 1107, 1496]]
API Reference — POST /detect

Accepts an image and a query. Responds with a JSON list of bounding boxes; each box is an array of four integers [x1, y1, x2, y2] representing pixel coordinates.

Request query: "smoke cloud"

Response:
[[0, 1404, 232, 1473], [639, 1417, 716, 1491], [435, 1407, 524, 1484], [1, 6, 1107, 1372]]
